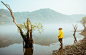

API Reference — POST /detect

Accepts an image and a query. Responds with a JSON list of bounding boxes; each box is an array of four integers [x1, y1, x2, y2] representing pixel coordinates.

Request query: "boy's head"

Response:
[[58, 28, 62, 30]]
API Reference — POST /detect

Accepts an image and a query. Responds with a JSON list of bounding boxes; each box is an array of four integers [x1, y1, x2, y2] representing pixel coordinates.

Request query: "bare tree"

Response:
[[72, 24, 78, 43], [79, 17, 86, 32], [1, 1, 33, 48]]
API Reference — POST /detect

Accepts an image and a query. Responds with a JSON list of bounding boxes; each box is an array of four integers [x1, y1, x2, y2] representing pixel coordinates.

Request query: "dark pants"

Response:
[[59, 38, 63, 46]]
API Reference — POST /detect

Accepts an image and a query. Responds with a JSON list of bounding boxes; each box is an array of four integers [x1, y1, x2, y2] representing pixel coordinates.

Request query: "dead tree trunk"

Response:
[[1, 1, 25, 40], [1, 1, 33, 48], [72, 24, 77, 43], [27, 18, 30, 40], [25, 18, 33, 48], [30, 24, 33, 47]]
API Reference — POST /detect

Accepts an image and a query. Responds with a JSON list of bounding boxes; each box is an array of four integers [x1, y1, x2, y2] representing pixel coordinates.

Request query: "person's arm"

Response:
[[58, 30, 61, 38]]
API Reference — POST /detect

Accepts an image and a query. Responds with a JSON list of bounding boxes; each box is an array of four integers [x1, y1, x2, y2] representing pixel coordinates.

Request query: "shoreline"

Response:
[[63, 32, 86, 55], [52, 32, 86, 55]]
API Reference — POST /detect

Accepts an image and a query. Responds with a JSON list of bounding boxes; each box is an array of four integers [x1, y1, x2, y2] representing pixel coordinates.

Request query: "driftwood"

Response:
[[72, 24, 78, 43], [1, 1, 33, 48]]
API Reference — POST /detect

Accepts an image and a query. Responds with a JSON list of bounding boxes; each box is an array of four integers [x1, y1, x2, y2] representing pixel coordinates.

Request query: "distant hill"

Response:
[[69, 14, 86, 22], [0, 8, 86, 24], [0, 9, 12, 24]]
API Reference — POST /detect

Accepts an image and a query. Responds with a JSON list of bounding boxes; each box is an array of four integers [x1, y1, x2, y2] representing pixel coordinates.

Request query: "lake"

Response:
[[0, 23, 84, 55]]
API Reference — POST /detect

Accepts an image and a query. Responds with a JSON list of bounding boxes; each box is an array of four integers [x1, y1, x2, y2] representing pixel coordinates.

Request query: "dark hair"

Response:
[[59, 28, 62, 30]]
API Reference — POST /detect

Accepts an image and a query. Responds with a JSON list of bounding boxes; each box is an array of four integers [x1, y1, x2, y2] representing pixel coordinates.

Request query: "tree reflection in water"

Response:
[[24, 47, 33, 55], [23, 38, 33, 55]]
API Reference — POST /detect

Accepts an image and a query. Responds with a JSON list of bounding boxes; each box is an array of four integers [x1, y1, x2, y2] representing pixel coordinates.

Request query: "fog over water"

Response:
[[0, 23, 84, 55]]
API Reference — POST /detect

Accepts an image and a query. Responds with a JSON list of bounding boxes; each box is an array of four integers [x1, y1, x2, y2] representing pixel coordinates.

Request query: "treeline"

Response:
[[0, 8, 86, 24]]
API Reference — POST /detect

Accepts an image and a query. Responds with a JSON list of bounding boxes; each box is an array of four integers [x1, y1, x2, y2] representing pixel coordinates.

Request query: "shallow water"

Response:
[[0, 23, 84, 55]]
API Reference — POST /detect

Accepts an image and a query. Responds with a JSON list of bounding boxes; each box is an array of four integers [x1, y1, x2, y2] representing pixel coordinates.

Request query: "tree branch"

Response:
[[1, 1, 25, 39]]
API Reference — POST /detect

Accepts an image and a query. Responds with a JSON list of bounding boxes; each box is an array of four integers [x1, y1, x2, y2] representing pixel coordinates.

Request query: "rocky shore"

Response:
[[64, 32, 86, 55]]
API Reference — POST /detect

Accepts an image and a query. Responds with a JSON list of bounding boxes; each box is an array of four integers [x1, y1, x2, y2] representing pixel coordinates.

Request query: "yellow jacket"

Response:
[[58, 30, 63, 39]]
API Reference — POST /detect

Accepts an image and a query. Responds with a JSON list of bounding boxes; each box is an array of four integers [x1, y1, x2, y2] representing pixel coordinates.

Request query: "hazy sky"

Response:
[[0, 0, 86, 15]]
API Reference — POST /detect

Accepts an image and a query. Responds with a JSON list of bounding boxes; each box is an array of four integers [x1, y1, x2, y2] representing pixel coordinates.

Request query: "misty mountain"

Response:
[[69, 14, 86, 22], [0, 8, 86, 24]]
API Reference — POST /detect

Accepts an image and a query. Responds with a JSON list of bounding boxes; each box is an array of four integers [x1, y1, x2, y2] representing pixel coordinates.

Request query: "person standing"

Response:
[[58, 28, 64, 47]]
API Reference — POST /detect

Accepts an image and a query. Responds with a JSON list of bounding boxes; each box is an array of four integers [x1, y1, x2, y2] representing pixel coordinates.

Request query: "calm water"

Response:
[[0, 23, 84, 55]]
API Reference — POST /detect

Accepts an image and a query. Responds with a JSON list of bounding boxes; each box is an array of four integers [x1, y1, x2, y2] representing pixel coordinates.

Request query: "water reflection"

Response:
[[24, 47, 33, 55], [52, 46, 65, 55], [0, 24, 84, 48], [23, 37, 33, 55], [0, 34, 22, 48]]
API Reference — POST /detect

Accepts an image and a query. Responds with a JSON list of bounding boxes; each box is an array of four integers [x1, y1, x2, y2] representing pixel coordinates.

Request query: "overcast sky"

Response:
[[0, 0, 86, 15]]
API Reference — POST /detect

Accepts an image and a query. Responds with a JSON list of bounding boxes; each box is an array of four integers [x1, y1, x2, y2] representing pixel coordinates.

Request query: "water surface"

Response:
[[0, 23, 84, 55]]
